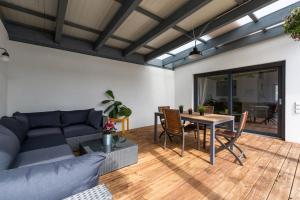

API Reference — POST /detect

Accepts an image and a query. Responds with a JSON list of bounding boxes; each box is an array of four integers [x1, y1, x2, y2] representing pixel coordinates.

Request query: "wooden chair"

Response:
[[158, 106, 172, 141], [215, 111, 248, 165], [193, 106, 214, 149], [163, 109, 194, 157]]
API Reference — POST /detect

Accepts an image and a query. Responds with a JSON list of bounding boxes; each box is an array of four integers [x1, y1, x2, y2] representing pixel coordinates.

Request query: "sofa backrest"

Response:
[[0, 116, 28, 143], [0, 125, 20, 170], [20, 111, 61, 129], [61, 109, 92, 127]]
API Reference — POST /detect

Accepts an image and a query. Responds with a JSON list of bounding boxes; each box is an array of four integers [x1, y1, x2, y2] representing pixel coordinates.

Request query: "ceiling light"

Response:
[[188, 47, 202, 59]]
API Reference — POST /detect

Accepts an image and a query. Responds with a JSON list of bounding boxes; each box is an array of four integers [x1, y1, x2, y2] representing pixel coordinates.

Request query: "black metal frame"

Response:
[[193, 61, 286, 139]]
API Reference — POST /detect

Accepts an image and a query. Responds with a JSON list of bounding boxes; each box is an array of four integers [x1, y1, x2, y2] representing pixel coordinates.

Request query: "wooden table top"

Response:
[[155, 112, 234, 124]]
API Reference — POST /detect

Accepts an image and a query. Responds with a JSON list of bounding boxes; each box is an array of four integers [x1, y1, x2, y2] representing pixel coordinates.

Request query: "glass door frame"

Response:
[[194, 61, 286, 139]]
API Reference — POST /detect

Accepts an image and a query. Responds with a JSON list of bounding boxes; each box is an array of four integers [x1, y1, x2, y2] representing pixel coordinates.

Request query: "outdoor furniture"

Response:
[[215, 111, 248, 165], [158, 106, 172, 141], [109, 117, 129, 135], [154, 112, 235, 165], [63, 184, 112, 200], [80, 137, 138, 175], [193, 106, 214, 149], [163, 109, 195, 157]]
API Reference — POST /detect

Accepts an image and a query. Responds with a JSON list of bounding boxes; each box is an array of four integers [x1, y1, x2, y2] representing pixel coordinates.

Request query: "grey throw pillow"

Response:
[[0, 153, 106, 200], [88, 110, 103, 129], [0, 125, 20, 170]]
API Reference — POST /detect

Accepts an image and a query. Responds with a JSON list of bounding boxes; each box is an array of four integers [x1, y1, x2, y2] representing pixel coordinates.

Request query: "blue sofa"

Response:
[[0, 108, 107, 200]]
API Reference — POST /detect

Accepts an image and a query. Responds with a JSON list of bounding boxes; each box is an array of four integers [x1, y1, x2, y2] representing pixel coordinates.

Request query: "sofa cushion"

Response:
[[21, 134, 66, 152], [25, 111, 61, 129], [0, 125, 20, 170], [63, 124, 98, 138], [13, 145, 74, 168], [0, 153, 106, 200], [0, 116, 27, 143], [27, 127, 62, 138], [61, 109, 91, 127], [87, 110, 103, 129], [13, 112, 29, 131]]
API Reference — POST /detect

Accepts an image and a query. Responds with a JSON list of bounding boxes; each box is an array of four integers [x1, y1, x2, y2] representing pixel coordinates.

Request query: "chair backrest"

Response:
[[158, 106, 170, 112], [163, 109, 182, 135], [237, 111, 248, 135], [204, 106, 214, 114]]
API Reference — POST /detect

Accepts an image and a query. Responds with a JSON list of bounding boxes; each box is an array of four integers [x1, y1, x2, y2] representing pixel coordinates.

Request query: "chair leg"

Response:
[[203, 126, 206, 149], [233, 143, 247, 158], [181, 134, 185, 157], [164, 131, 167, 149], [194, 130, 197, 140], [216, 137, 243, 166]]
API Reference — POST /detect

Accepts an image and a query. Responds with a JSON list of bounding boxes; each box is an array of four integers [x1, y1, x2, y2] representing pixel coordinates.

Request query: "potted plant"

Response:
[[199, 105, 205, 116], [179, 105, 184, 113], [101, 90, 132, 118], [188, 108, 193, 115], [102, 119, 116, 148], [283, 7, 300, 41]]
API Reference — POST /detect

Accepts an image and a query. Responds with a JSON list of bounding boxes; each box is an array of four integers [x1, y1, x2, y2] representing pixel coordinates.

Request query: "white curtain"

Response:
[[198, 77, 208, 106]]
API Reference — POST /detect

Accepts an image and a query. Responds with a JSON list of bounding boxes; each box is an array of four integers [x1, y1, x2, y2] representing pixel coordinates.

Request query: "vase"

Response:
[[200, 111, 204, 116], [103, 134, 113, 146], [179, 106, 183, 113]]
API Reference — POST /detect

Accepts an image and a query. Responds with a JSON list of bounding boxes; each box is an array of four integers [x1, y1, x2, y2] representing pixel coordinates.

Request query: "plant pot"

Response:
[[103, 134, 113, 146], [188, 109, 193, 115], [179, 106, 183, 113], [200, 111, 204, 116]]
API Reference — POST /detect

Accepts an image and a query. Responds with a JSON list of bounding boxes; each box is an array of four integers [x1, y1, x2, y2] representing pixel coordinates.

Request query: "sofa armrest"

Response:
[[0, 153, 106, 200]]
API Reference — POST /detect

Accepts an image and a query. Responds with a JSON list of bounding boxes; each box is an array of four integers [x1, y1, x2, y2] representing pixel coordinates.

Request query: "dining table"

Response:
[[154, 112, 235, 165]]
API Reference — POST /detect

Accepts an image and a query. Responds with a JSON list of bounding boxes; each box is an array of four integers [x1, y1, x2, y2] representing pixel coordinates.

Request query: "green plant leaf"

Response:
[[104, 103, 115, 113], [101, 100, 113, 104], [105, 90, 115, 99]]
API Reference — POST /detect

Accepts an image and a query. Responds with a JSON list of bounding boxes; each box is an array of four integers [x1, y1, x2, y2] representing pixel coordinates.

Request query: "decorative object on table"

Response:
[[199, 105, 205, 116], [179, 105, 184, 113], [188, 108, 193, 115], [0, 47, 10, 62], [101, 90, 132, 118], [102, 119, 116, 149], [283, 7, 300, 41]]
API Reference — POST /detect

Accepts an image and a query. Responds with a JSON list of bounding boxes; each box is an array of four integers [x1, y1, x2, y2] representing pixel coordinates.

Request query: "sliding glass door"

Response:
[[194, 61, 285, 138]]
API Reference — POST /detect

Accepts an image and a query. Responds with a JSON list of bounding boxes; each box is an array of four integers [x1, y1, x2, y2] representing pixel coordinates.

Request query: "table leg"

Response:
[[127, 118, 129, 131], [210, 124, 216, 165], [122, 119, 125, 135], [154, 114, 158, 143], [197, 122, 200, 150]]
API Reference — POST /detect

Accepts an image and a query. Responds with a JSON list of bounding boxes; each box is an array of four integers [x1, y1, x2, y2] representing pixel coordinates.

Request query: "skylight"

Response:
[[253, 0, 300, 19], [236, 15, 252, 26], [156, 54, 171, 60], [169, 40, 202, 54]]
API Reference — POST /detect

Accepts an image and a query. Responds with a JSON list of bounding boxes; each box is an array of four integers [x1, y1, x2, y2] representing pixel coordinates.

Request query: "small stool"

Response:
[[110, 117, 129, 135]]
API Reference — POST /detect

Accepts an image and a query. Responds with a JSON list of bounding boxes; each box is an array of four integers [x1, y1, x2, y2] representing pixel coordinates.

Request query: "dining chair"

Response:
[[158, 106, 172, 141], [215, 111, 248, 165], [163, 109, 194, 157], [193, 106, 214, 149]]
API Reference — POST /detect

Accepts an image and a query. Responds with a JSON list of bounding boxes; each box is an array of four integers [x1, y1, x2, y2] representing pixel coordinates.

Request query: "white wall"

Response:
[[175, 35, 300, 143], [0, 20, 8, 116], [4, 41, 175, 129]]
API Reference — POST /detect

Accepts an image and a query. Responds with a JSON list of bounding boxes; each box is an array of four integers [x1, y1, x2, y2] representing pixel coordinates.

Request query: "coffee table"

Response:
[[79, 137, 138, 175]]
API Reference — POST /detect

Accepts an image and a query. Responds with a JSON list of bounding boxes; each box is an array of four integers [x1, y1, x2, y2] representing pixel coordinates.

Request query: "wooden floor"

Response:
[[101, 126, 300, 200]]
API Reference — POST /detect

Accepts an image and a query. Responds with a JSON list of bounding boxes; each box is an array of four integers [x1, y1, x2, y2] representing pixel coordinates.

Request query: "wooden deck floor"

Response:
[[101, 126, 300, 200]]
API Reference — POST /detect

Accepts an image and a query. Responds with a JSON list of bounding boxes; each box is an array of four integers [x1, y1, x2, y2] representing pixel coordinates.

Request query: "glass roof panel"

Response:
[[169, 40, 202, 54], [254, 0, 300, 19], [156, 54, 171, 60]]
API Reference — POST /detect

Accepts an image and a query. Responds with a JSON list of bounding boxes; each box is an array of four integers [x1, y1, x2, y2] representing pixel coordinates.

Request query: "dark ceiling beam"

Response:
[[3, 21, 151, 66], [171, 25, 284, 69], [123, 0, 212, 56], [248, 13, 259, 23], [163, 2, 299, 65], [145, 0, 276, 62], [94, 0, 142, 50], [55, 0, 68, 43]]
